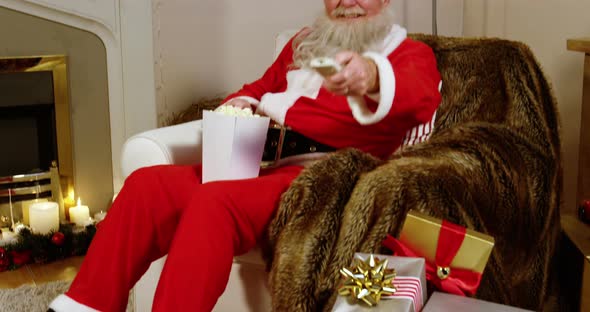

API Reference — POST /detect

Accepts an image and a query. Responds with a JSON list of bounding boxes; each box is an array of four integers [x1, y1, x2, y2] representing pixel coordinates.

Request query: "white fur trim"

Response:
[[343, 24, 407, 126], [379, 25, 408, 56], [257, 69, 323, 125], [49, 294, 100, 312], [347, 51, 396, 125]]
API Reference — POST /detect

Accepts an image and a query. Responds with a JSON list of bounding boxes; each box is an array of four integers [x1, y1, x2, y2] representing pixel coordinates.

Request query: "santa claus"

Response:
[[49, 0, 441, 311]]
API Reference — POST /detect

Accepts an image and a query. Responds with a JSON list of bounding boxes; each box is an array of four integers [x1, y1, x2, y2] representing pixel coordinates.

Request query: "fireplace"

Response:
[[0, 1, 157, 224], [0, 56, 72, 179], [0, 4, 132, 219], [0, 0, 158, 196], [0, 55, 72, 226]]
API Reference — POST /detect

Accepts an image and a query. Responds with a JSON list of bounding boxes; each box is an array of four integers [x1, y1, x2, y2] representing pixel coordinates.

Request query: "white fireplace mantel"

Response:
[[0, 0, 157, 192]]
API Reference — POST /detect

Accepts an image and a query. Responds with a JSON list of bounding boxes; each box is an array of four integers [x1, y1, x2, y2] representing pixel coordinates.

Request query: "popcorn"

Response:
[[214, 104, 261, 117]]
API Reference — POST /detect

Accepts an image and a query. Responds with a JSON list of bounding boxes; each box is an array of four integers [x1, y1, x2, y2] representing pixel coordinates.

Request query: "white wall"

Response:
[[152, 0, 464, 125], [404, 0, 464, 36], [152, 0, 320, 125], [464, 0, 590, 213]]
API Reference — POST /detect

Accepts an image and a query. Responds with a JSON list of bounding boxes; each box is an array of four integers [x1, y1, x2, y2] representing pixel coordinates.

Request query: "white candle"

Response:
[[29, 201, 60, 234], [69, 198, 91, 227], [21, 198, 49, 225], [93, 211, 107, 223]]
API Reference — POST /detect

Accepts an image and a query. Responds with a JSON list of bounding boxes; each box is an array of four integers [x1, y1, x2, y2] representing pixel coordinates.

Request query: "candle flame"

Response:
[[77, 197, 81, 206], [64, 188, 76, 206]]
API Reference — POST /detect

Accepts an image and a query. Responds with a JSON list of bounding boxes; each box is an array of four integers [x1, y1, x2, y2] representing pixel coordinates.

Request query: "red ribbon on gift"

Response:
[[382, 220, 482, 296]]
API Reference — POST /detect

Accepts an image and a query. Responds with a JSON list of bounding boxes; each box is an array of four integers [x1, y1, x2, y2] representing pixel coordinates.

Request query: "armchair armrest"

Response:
[[121, 120, 202, 178]]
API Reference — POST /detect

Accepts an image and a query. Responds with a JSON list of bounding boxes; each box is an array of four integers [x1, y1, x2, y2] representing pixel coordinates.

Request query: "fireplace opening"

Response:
[[0, 56, 72, 227], [0, 71, 58, 177]]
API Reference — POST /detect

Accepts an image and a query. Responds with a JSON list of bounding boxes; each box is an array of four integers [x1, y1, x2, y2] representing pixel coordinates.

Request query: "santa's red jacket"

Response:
[[223, 25, 442, 160]]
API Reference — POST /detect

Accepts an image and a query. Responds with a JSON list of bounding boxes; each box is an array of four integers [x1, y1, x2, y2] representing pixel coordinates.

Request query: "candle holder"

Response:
[[0, 189, 16, 228], [49, 162, 66, 222], [0, 170, 57, 227], [8, 188, 15, 229]]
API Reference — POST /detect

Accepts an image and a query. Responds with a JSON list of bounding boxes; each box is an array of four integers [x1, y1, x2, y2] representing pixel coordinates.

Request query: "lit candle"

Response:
[[93, 211, 107, 223], [29, 201, 60, 234], [21, 198, 49, 225], [69, 198, 91, 227], [64, 188, 76, 220]]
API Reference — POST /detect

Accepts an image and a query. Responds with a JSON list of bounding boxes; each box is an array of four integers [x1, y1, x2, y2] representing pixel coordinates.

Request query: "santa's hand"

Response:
[[323, 51, 378, 97], [222, 98, 253, 110], [215, 99, 261, 117]]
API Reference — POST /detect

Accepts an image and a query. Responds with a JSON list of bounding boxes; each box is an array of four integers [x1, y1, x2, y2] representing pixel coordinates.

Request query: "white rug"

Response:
[[0, 281, 134, 312]]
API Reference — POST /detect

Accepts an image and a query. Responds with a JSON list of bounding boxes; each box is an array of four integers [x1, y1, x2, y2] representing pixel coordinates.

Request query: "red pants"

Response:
[[67, 164, 303, 311]]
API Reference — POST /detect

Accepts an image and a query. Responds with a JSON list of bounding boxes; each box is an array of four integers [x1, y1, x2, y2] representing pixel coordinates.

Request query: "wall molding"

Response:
[[21, 0, 119, 33]]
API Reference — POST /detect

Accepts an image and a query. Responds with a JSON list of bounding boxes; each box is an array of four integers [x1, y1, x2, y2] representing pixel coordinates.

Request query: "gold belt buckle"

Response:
[[260, 122, 288, 168]]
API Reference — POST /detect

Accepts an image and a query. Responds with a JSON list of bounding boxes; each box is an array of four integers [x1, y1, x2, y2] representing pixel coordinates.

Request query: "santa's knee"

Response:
[[125, 164, 169, 184]]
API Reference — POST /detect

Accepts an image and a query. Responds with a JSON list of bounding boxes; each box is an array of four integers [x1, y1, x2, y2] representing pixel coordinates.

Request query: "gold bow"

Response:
[[338, 254, 397, 306]]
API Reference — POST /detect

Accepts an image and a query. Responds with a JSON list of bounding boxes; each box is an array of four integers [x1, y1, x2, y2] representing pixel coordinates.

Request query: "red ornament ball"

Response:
[[0, 247, 9, 272], [51, 232, 66, 246]]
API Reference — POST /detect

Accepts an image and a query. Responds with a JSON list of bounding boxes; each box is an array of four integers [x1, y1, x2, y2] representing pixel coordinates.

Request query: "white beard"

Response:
[[292, 7, 395, 69]]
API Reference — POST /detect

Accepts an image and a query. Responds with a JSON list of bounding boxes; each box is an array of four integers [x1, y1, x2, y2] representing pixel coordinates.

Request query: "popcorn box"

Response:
[[332, 253, 427, 312], [201, 110, 270, 183]]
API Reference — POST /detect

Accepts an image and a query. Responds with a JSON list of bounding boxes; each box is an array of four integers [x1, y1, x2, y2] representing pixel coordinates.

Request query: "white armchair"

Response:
[[122, 30, 297, 312]]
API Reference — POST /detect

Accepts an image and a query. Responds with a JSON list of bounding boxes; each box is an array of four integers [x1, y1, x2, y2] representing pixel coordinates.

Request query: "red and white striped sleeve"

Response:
[[401, 110, 437, 147]]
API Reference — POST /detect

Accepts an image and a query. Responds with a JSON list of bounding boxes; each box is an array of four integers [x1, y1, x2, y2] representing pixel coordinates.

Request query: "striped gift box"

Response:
[[332, 253, 426, 312]]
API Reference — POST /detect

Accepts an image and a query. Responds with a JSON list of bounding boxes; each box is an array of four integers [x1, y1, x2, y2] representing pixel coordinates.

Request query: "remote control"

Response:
[[310, 57, 342, 77]]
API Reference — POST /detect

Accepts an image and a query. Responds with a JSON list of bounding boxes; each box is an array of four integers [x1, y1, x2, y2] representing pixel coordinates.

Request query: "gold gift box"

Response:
[[398, 211, 495, 273]]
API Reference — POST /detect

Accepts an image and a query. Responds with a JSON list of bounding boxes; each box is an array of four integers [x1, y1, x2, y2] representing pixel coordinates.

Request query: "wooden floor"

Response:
[[0, 256, 83, 289]]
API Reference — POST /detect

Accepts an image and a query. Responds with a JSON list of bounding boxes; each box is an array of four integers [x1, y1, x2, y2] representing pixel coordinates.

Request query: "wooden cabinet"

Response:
[[561, 215, 590, 312], [567, 38, 590, 208], [565, 37, 590, 312]]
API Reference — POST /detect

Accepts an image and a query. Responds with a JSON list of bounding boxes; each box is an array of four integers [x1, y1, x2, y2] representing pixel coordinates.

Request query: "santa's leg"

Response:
[[49, 165, 202, 312], [152, 165, 303, 312]]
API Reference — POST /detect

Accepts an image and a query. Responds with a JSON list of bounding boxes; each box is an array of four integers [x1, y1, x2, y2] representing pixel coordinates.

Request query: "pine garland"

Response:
[[0, 223, 96, 272]]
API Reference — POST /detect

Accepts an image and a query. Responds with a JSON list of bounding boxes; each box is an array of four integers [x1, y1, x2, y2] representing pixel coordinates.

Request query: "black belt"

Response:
[[261, 124, 336, 165]]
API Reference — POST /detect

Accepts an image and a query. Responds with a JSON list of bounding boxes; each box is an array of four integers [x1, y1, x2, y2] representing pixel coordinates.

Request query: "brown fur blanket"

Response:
[[263, 35, 562, 311]]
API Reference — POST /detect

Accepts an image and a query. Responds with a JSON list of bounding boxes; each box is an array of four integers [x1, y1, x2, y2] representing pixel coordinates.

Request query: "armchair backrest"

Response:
[[274, 29, 298, 60], [411, 34, 560, 158]]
